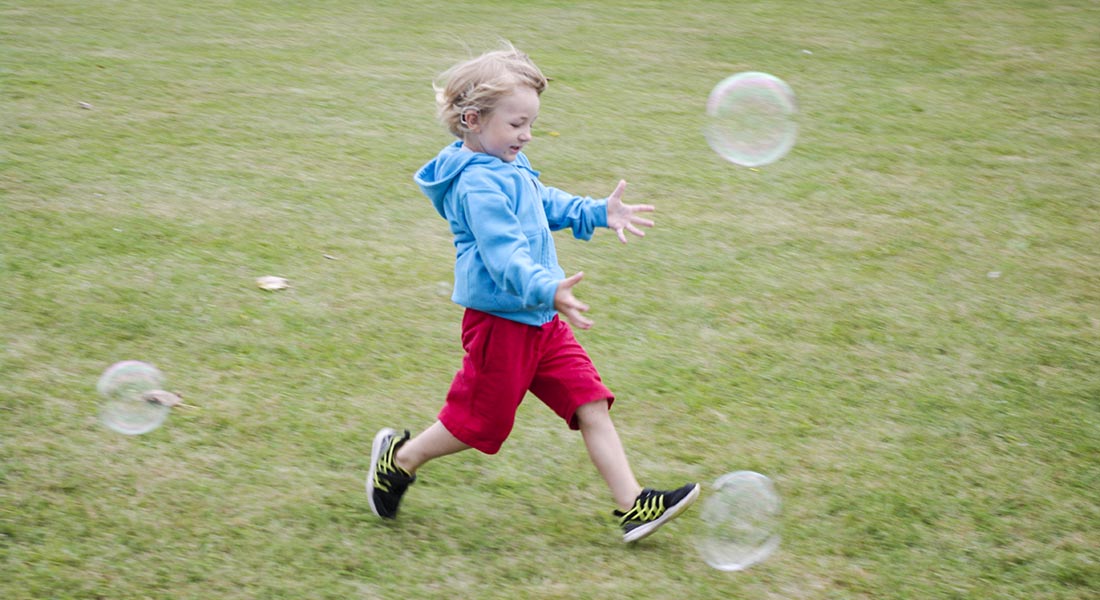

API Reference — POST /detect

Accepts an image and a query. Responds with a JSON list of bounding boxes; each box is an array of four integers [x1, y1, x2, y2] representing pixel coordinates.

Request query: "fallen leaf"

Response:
[[256, 276, 290, 290], [141, 390, 184, 407]]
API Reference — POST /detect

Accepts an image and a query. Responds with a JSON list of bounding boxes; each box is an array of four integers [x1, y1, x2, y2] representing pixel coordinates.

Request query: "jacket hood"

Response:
[[414, 141, 500, 218]]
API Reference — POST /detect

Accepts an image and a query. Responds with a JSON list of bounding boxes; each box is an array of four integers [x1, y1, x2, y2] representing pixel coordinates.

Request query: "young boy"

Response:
[[368, 45, 698, 543]]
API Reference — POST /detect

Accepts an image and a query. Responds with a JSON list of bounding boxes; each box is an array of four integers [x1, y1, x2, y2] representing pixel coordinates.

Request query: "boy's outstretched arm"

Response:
[[605, 180, 655, 243]]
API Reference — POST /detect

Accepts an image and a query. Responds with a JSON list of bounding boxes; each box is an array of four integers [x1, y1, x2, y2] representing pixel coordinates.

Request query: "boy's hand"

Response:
[[555, 272, 593, 330], [605, 180, 655, 243]]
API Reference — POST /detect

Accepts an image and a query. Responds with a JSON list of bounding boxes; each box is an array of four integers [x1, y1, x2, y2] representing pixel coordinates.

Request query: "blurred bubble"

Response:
[[97, 361, 169, 435], [705, 72, 797, 167], [695, 471, 781, 571]]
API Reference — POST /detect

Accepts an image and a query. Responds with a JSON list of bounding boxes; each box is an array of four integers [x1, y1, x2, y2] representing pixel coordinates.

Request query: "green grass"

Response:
[[3, 1, 1098, 598]]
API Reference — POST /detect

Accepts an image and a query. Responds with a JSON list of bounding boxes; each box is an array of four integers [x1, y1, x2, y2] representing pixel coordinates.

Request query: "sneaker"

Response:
[[366, 428, 416, 519], [615, 483, 701, 543]]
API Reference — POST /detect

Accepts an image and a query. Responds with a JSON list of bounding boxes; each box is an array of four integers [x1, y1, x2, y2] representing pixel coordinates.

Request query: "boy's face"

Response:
[[464, 85, 540, 163]]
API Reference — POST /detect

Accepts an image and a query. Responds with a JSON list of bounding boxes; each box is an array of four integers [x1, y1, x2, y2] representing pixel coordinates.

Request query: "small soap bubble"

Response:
[[97, 361, 170, 435]]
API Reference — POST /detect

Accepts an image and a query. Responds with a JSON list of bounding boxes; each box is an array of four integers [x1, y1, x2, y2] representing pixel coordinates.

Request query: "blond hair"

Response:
[[434, 44, 548, 138]]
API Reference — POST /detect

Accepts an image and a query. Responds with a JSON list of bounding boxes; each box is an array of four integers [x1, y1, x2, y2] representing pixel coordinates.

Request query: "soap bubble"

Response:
[[97, 361, 170, 435], [695, 471, 781, 571], [704, 72, 797, 167]]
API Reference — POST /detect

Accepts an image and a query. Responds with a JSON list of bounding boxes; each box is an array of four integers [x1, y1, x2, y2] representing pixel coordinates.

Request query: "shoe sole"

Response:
[[366, 427, 396, 518], [623, 483, 701, 543]]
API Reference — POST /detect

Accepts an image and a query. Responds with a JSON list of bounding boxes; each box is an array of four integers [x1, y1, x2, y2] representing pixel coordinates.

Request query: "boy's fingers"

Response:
[[568, 310, 594, 329], [617, 222, 651, 243], [558, 272, 591, 328], [610, 179, 627, 200]]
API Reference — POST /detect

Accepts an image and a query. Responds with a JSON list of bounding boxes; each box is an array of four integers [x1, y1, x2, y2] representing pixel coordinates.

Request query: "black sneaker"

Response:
[[366, 428, 416, 519], [615, 483, 701, 543]]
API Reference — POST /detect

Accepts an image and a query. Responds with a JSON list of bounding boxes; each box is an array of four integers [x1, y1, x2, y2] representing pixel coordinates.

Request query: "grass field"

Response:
[[3, 1, 1098, 598]]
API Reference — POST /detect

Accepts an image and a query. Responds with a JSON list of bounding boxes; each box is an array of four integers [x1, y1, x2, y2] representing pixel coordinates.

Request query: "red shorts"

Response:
[[439, 309, 615, 454]]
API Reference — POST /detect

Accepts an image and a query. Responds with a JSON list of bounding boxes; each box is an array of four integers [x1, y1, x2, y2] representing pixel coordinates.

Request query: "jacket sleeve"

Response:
[[459, 172, 559, 310], [539, 182, 609, 241]]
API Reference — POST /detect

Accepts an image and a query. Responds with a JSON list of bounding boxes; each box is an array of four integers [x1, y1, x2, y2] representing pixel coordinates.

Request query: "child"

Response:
[[367, 45, 698, 543]]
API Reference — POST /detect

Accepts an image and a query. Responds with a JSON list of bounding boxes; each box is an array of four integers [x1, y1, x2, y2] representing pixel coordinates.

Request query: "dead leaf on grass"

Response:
[[256, 276, 290, 291]]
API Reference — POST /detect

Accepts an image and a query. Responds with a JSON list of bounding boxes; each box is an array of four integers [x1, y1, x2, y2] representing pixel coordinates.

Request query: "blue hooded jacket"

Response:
[[414, 141, 608, 326]]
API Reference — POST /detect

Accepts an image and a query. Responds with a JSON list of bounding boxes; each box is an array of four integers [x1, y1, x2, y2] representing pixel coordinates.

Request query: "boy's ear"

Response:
[[462, 108, 481, 131]]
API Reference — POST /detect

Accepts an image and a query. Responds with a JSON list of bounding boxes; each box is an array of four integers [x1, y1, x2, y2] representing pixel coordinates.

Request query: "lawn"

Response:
[[2, 1, 1097, 598]]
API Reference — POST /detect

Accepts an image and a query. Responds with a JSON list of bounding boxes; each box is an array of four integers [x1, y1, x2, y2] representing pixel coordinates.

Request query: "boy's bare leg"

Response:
[[576, 400, 644, 511], [395, 420, 471, 474]]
